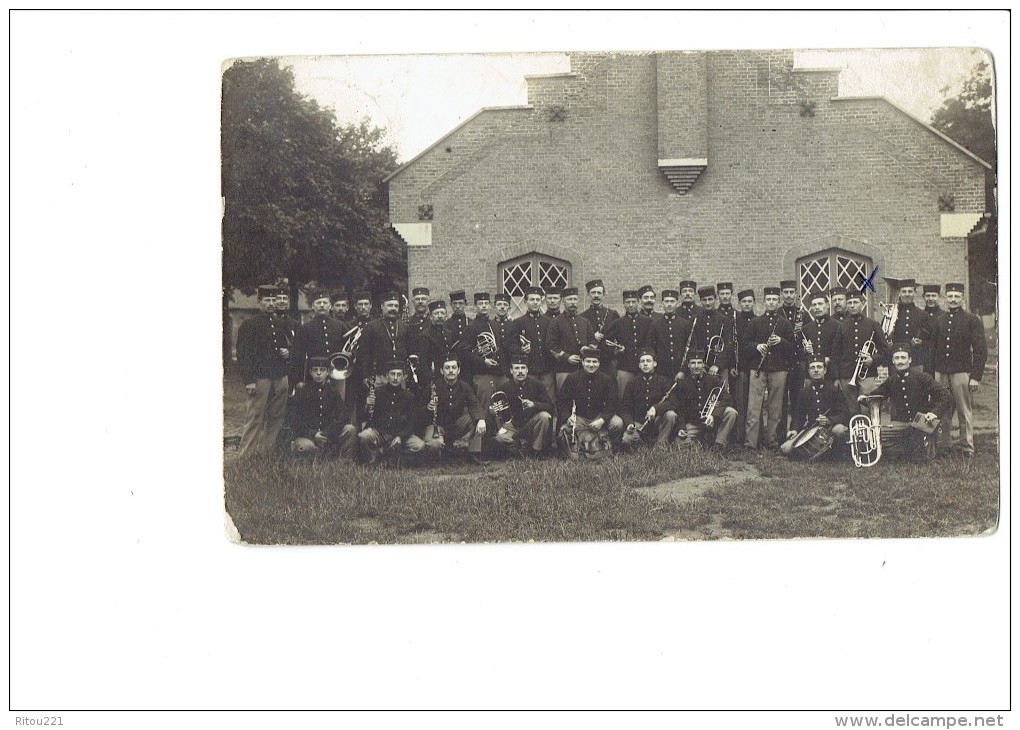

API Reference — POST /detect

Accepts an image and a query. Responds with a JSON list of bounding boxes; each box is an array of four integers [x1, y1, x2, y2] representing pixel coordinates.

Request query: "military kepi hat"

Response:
[[697, 286, 716, 298], [330, 291, 348, 304], [381, 290, 401, 304], [494, 293, 511, 304], [922, 284, 941, 294], [309, 289, 330, 303], [561, 287, 579, 297], [662, 289, 679, 299], [509, 353, 528, 365], [412, 287, 430, 297], [308, 355, 330, 368], [449, 290, 467, 302], [384, 360, 405, 372], [846, 290, 864, 302], [678, 280, 697, 291], [622, 289, 639, 300], [637, 284, 654, 297], [891, 343, 911, 356], [763, 287, 780, 296], [946, 282, 965, 293], [737, 289, 755, 300], [780, 279, 797, 290], [526, 286, 544, 296], [428, 300, 447, 312], [586, 279, 605, 291], [580, 345, 601, 359], [258, 285, 279, 299], [687, 349, 707, 361], [474, 292, 490, 302], [716, 282, 734, 292], [544, 286, 562, 296]]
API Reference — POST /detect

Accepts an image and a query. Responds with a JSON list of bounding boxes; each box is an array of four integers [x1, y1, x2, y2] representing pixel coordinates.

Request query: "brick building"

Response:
[[385, 50, 990, 317]]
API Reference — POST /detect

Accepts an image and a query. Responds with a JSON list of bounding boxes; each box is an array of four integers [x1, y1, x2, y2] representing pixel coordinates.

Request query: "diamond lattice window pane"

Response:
[[799, 257, 830, 307], [502, 262, 532, 297], [508, 296, 528, 319], [538, 262, 568, 290]]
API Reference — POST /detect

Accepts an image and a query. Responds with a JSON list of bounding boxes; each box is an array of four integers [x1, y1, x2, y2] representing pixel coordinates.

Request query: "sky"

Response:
[[285, 47, 989, 164]]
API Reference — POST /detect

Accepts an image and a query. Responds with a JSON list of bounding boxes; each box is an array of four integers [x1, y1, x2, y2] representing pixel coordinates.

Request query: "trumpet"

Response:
[[706, 325, 725, 367], [847, 334, 876, 387], [328, 324, 364, 381], [879, 300, 898, 337], [700, 386, 723, 422], [849, 395, 883, 467], [604, 339, 626, 353]]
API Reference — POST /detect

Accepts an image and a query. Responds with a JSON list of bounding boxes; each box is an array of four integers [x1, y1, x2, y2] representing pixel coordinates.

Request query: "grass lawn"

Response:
[[222, 365, 1000, 545]]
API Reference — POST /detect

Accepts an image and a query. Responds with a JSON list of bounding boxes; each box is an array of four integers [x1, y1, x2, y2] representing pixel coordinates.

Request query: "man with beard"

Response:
[[677, 280, 703, 321], [886, 278, 934, 375], [672, 350, 737, 451], [356, 291, 410, 394], [287, 356, 357, 460], [356, 361, 425, 464], [829, 287, 849, 323], [604, 289, 653, 399], [424, 355, 488, 465], [866, 344, 951, 461], [291, 289, 347, 389], [490, 354, 555, 458], [933, 283, 988, 457], [236, 286, 291, 458], [620, 349, 679, 450], [422, 300, 456, 381], [580, 279, 620, 377], [650, 288, 692, 382], [510, 286, 556, 398], [556, 345, 623, 457], [330, 292, 353, 326], [547, 286, 596, 391], [743, 287, 795, 450], [830, 291, 892, 414]]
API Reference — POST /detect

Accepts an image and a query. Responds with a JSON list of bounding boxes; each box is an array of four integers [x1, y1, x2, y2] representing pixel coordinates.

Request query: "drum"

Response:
[[791, 425, 834, 461]]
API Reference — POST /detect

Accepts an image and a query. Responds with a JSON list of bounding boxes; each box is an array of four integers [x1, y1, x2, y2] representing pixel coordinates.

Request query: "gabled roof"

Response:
[[831, 95, 993, 170]]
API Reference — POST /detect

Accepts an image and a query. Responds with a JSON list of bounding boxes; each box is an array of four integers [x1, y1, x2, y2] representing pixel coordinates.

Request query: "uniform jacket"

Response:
[[890, 302, 935, 368], [236, 312, 290, 384], [742, 311, 795, 373], [668, 372, 731, 425], [357, 316, 410, 380], [735, 310, 757, 372], [800, 314, 841, 373], [367, 383, 416, 441], [406, 312, 431, 358], [462, 314, 508, 377], [604, 312, 653, 373], [780, 305, 808, 366], [423, 323, 459, 379], [870, 369, 952, 422], [287, 380, 352, 440], [677, 302, 703, 322], [543, 308, 563, 320], [621, 373, 676, 426], [433, 378, 483, 430], [830, 314, 892, 380], [509, 311, 555, 375], [493, 375, 555, 428], [291, 314, 347, 384], [933, 308, 987, 380], [580, 305, 621, 363], [791, 379, 848, 431], [557, 370, 618, 423], [691, 308, 735, 371], [546, 311, 596, 374], [650, 312, 693, 380], [445, 312, 472, 350]]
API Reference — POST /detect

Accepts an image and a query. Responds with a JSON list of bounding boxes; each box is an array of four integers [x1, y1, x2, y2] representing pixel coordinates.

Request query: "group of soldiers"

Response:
[[233, 276, 988, 466]]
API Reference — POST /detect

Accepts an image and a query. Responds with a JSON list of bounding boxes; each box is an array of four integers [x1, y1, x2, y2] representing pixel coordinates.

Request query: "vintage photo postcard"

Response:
[[221, 47, 998, 545]]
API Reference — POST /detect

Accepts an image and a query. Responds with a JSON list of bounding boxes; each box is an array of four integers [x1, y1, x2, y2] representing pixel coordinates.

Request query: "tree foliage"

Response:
[[221, 58, 405, 306]]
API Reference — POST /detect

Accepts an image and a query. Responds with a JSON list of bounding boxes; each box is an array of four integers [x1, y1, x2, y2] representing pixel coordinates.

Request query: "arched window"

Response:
[[797, 249, 874, 317], [498, 252, 572, 318]]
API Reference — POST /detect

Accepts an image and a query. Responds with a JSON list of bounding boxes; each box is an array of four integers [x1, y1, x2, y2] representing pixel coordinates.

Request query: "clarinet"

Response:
[[678, 315, 697, 379], [756, 317, 780, 377], [731, 308, 739, 372]]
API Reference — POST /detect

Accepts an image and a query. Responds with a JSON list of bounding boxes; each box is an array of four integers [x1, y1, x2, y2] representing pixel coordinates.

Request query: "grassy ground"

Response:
[[222, 365, 1000, 545]]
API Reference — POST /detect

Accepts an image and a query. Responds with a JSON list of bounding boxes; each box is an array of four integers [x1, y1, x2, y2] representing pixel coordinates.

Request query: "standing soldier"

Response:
[[235, 286, 291, 458], [490, 354, 555, 458], [778, 279, 805, 434], [829, 287, 849, 323], [446, 290, 472, 344], [650, 288, 692, 381], [422, 300, 456, 380], [830, 291, 892, 414], [677, 280, 703, 321], [580, 279, 620, 377], [638, 285, 660, 320], [510, 286, 556, 399], [800, 291, 840, 382], [733, 288, 758, 437], [291, 289, 346, 390], [743, 287, 795, 450], [406, 286, 431, 359], [356, 291, 410, 394], [620, 349, 679, 450], [716, 283, 736, 318], [693, 285, 735, 390], [490, 293, 514, 370], [543, 286, 563, 319], [462, 292, 504, 415], [921, 284, 945, 374], [604, 290, 653, 399], [547, 286, 596, 391], [330, 291, 353, 326], [933, 282, 988, 457], [887, 278, 934, 375]]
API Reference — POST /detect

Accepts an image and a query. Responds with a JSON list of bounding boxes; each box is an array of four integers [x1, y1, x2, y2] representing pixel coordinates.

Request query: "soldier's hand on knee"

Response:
[[969, 379, 980, 392], [245, 383, 257, 397]]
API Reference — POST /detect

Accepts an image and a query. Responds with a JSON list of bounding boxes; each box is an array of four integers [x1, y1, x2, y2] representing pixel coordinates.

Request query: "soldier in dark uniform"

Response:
[[638, 284, 660, 320], [887, 278, 934, 375], [800, 291, 840, 382], [406, 286, 431, 359], [580, 279, 620, 378], [777, 279, 806, 434], [491, 293, 514, 369], [868, 344, 952, 461], [423, 300, 457, 380], [352, 291, 374, 327], [743, 287, 795, 450], [649, 288, 692, 381], [547, 286, 596, 391], [733, 288, 758, 437], [604, 289, 653, 399], [490, 354, 555, 457], [345, 291, 375, 425], [620, 348, 679, 450], [556, 345, 624, 456], [671, 350, 738, 450], [424, 354, 487, 464], [462, 292, 504, 415], [716, 282, 735, 317], [356, 361, 425, 464], [509, 286, 556, 399], [446, 290, 472, 345], [693, 285, 735, 389], [829, 287, 849, 323], [287, 356, 356, 459], [677, 280, 703, 321], [780, 357, 849, 458], [933, 282, 988, 457], [542, 286, 563, 319], [356, 291, 410, 394], [235, 286, 291, 458], [830, 291, 892, 414], [921, 284, 945, 374], [291, 289, 347, 389], [330, 291, 353, 326]]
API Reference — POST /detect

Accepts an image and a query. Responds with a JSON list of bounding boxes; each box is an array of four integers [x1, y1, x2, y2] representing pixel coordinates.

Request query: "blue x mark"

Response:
[[860, 267, 879, 293]]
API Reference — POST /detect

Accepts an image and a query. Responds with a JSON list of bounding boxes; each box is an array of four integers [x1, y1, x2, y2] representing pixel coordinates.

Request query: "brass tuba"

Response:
[[328, 324, 363, 381], [849, 395, 883, 468]]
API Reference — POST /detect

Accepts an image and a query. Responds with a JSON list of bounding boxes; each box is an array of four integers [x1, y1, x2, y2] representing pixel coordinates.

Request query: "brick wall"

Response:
[[390, 50, 988, 315]]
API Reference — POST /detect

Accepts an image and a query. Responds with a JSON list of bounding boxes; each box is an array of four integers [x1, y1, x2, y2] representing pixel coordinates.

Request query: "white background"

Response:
[[7, 9, 1011, 724]]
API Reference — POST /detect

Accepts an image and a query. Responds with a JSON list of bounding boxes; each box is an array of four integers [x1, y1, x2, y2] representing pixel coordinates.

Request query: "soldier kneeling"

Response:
[[288, 356, 356, 459]]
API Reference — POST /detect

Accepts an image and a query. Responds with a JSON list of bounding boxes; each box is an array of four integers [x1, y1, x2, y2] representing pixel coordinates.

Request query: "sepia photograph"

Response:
[[222, 46, 999, 546]]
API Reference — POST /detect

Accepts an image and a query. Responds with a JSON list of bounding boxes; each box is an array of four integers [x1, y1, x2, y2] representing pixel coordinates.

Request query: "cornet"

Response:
[[706, 326, 725, 367], [847, 334, 876, 387], [849, 395, 883, 467]]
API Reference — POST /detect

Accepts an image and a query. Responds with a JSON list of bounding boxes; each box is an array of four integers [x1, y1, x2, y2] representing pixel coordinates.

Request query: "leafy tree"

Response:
[[930, 59, 997, 313], [221, 58, 405, 337]]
